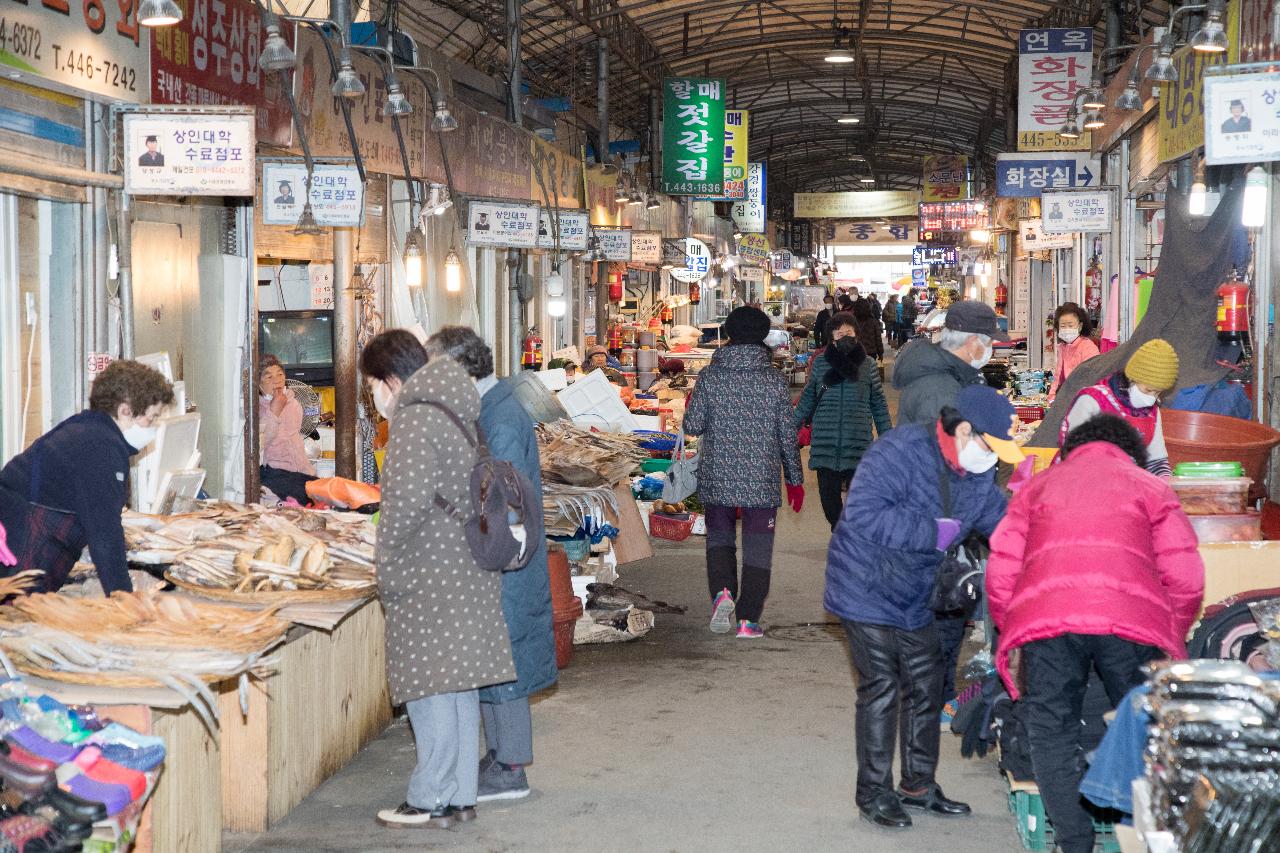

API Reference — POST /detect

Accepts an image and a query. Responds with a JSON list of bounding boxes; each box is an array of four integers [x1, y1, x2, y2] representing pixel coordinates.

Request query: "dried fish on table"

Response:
[[536, 421, 648, 487], [542, 483, 618, 537]]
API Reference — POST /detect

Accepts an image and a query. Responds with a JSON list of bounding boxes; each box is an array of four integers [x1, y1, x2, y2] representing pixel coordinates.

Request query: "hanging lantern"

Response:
[[689, 282, 701, 305]]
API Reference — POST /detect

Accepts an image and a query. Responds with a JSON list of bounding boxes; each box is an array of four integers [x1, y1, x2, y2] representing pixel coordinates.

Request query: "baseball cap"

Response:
[[944, 301, 1010, 342], [955, 385, 1025, 464]]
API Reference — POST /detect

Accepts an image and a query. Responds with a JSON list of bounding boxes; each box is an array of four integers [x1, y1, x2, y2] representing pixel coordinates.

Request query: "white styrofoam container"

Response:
[[555, 368, 639, 433]]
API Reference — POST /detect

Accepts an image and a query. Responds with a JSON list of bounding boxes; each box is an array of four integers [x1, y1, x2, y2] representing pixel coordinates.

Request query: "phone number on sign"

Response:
[[0, 20, 138, 93]]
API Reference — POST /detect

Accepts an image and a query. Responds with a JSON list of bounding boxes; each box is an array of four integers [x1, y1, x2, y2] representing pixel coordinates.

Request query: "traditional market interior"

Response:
[[2, 0, 1280, 851]]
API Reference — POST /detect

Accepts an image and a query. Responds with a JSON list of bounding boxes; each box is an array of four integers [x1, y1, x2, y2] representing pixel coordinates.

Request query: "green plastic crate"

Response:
[[1004, 776, 1121, 853]]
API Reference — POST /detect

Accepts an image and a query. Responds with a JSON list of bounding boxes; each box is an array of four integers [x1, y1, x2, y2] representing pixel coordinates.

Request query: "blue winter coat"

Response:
[[477, 379, 558, 703], [824, 422, 1008, 631]]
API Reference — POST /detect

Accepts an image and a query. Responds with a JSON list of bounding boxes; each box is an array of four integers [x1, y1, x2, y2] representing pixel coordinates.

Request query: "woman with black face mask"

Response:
[[794, 313, 893, 530]]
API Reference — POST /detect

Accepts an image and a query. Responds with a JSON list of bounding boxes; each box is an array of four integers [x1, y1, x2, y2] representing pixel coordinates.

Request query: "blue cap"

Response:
[[955, 385, 1025, 463]]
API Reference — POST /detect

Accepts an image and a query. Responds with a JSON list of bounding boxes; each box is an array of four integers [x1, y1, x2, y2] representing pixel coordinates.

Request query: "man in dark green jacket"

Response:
[[795, 313, 892, 529]]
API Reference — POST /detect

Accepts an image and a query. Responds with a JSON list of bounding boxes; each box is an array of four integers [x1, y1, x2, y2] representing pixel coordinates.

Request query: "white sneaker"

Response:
[[709, 588, 735, 633]]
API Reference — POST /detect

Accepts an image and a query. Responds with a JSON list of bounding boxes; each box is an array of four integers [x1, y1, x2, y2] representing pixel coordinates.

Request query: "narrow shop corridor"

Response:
[[229, 357, 1024, 853]]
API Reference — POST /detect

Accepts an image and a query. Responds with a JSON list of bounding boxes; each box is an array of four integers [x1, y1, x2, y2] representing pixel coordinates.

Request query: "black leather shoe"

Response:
[[859, 795, 912, 828], [897, 784, 972, 816]]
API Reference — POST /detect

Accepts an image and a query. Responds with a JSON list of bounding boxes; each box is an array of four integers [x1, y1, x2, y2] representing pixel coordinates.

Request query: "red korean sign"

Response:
[[918, 201, 988, 236], [150, 0, 293, 147]]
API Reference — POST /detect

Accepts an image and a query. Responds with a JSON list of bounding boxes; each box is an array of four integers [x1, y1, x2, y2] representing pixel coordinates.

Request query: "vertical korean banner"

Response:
[[661, 77, 726, 195], [151, 0, 295, 147], [1017, 28, 1093, 152], [724, 109, 749, 181], [1158, 0, 1237, 163]]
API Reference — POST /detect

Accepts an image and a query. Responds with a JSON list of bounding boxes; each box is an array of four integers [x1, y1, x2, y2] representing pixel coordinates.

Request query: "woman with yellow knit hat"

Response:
[[1057, 339, 1179, 477]]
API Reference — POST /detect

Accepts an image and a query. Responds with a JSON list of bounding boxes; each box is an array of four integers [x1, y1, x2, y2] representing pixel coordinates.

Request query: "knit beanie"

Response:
[[1124, 338, 1179, 391], [723, 306, 771, 345]]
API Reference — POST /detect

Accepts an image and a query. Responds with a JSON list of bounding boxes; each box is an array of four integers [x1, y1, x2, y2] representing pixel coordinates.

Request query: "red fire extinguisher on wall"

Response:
[[689, 282, 701, 305], [1216, 274, 1251, 351], [522, 329, 542, 370], [609, 268, 624, 302], [993, 281, 1008, 315]]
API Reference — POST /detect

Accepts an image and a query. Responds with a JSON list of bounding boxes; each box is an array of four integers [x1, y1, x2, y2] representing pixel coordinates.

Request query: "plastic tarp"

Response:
[[1031, 175, 1253, 448]]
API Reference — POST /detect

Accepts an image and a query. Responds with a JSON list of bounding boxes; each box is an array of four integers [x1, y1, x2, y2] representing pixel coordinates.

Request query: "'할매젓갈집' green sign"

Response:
[[662, 77, 726, 196]]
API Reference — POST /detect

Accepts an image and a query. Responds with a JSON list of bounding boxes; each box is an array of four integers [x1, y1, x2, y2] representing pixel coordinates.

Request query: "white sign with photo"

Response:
[[535, 209, 589, 251], [1040, 187, 1114, 233], [737, 265, 765, 282], [1204, 71, 1280, 165], [1019, 218, 1074, 250], [467, 200, 540, 247], [631, 230, 662, 264], [124, 112, 256, 196], [594, 228, 633, 262], [262, 163, 364, 227]]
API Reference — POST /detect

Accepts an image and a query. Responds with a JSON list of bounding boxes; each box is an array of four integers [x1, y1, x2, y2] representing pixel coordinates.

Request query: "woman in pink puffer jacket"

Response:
[[986, 413, 1204, 853]]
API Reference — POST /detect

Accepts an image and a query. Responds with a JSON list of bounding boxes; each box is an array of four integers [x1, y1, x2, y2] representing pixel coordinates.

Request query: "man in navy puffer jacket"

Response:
[[825, 385, 1017, 830]]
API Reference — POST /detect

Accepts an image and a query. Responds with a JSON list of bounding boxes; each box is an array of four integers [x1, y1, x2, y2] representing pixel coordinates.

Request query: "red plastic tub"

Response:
[[1162, 409, 1280, 502]]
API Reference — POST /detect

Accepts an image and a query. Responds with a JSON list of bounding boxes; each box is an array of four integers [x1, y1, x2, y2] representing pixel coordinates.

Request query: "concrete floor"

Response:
[[227, 347, 1027, 853]]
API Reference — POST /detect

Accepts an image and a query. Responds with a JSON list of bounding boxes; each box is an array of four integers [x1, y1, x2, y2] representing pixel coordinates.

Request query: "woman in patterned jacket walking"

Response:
[[684, 307, 805, 639], [361, 330, 515, 830]]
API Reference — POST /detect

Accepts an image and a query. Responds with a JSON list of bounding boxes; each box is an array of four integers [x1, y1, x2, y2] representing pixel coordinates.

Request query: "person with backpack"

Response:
[[986, 415, 1203, 853], [361, 329, 515, 830], [426, 326, 556, 804], [684, 306, 804, 639]]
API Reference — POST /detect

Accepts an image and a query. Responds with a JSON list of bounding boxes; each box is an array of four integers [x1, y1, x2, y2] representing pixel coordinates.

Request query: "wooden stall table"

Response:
[[216, 596, 391, 833]]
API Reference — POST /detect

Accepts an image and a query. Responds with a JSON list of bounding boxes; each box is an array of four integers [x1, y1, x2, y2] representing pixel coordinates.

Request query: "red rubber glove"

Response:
[[786, 484, 805, 513]]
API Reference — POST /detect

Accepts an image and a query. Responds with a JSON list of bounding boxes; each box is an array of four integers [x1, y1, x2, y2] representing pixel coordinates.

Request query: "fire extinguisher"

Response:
[[993, 281, 1008, 315], [689, 282, 701, 305], [522, 329, 542, 370], [661, 303, 674, 324], [1217, 273, 1251, 350], [609, 268, 624, 302]]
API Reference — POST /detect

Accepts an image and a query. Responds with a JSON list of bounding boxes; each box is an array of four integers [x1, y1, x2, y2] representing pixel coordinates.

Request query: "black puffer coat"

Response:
[[683, 344, 803, 508]]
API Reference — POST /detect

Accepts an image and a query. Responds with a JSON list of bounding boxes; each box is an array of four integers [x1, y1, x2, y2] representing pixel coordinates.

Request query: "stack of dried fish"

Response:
[[536, 421, 647, 487], [121, 501, 377, 599], [543, 484, 619, 537], [0, 591, 288, 727]]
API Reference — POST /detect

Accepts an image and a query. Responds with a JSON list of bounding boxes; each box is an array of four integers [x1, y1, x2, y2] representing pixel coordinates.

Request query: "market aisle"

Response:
[[228, 349, 1024, 853]]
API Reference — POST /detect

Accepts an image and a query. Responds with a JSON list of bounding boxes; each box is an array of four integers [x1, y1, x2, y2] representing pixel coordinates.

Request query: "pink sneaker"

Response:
[[709, 589, 735, 633], [736, 620, 764, 639]]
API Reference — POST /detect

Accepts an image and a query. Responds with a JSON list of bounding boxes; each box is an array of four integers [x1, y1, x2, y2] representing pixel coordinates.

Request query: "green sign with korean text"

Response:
[[662, 77, 726, 196]]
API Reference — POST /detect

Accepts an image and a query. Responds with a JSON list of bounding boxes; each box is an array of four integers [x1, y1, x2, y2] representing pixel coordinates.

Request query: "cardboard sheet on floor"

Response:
[[606, 481, 653, 564], [1198, 541, 1280, 612]]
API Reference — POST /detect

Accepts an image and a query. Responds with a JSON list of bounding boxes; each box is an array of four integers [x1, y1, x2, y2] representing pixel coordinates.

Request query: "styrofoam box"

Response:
[[555, 368, 639, 433]]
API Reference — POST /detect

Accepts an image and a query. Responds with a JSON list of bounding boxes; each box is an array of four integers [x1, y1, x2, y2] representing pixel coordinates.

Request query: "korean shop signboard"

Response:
[[1158, 43, 1228, 163], [731, 162, 767, 233], [918, 200, 988, 240], [661, 77, 726, 195], [1040, 187, 1114, 234], [151, 0, 295, 147], [669, 237, 712, 283], [724, 109, 749, 181], [123, 111, 255, 196], [261, 162, 363, 227], [467, 200, 539, 248], [594, 227, 633, 262], [1205, 70, 1280, 165], [0, 0, 149, 102], [535, 209, 589, 251], [1017, 27, 1093, 152], [631, 230, 662, 264], [922, 154, 968, 202]]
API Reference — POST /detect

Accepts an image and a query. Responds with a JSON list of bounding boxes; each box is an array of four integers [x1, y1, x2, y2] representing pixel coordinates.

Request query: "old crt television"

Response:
[[258, 310, 335, 386]]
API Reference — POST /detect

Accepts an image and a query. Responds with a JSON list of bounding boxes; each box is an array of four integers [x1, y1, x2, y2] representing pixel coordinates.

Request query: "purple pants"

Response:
[[703, 505, 777, 623]]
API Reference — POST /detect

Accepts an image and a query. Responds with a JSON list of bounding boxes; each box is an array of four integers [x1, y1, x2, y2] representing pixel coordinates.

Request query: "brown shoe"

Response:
[[452, 805, 477, 822]]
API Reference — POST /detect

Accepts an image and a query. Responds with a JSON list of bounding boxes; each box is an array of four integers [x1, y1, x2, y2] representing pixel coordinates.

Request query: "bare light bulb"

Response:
[[445, 248, 462, 292], [1242, 167, 1268, 228], [1188, 181, 1207, 216]]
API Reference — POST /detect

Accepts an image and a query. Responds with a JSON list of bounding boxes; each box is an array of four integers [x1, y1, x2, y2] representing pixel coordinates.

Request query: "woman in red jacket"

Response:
[[986, 414, 1204, 853]]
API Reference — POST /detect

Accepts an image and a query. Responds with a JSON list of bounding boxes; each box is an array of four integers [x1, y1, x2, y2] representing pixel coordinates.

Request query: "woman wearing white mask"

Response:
[[1058, 338, 1178, 477], [1047, 302, 1100, 401], [825, 385, 1021, 830], [258, 355, 316, 504], [0, 360, 173, 593]]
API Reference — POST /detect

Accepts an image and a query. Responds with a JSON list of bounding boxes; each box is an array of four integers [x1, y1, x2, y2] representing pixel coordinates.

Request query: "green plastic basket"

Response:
[[641, 458, 674, 473], [1174, 461, 1245, 478]]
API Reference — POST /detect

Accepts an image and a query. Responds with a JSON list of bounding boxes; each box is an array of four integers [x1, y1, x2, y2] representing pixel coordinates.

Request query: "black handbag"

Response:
[[928, 443, 985, 617]]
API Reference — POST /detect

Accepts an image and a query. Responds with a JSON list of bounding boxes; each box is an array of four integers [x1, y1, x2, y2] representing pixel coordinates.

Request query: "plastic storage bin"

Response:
[[1168, 476, 1252, 515], [1188, 512, 1262, 543]]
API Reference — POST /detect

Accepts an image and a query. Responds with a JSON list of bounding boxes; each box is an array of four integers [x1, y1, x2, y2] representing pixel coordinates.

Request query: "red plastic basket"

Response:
[[649, 512, 696, 542], [1014, 406, 1045, 423]]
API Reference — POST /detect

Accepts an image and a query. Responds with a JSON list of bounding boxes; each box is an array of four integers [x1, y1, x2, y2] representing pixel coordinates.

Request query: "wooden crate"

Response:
[[218, 599, 391, 832]]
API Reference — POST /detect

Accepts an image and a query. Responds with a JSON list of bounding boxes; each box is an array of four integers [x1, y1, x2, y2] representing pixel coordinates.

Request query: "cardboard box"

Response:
[[1198, 541, 1280, 611], [605, 481, 653, 565]]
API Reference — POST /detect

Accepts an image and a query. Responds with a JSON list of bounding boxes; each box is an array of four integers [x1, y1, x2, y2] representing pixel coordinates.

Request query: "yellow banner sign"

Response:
[[1157, 1, 1238, 163], [724, 109, 749, 181], [793, 190, 920, 219], [922, 154, 968, 202]]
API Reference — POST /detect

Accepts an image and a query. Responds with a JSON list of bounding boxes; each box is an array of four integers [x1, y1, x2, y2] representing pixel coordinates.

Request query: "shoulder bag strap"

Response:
[[418, 401, 480, 523], [934, 431, 953, 519]]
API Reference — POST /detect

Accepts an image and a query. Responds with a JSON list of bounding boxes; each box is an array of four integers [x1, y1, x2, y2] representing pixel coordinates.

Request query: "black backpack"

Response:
[[425, 402, 544, 572]]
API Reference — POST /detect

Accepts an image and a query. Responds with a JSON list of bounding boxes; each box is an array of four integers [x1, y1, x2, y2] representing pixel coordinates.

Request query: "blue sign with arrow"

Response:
[[995, 152, 1100, 198]]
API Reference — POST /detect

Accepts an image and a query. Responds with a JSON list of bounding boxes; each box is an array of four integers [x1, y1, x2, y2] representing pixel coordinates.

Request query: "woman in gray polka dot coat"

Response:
[[363, 331, 515, 829]]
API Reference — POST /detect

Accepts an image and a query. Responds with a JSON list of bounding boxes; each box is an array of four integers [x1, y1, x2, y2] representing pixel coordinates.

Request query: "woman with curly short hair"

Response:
[[0, 360, 173, 593]]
